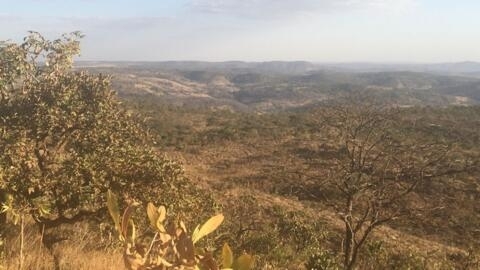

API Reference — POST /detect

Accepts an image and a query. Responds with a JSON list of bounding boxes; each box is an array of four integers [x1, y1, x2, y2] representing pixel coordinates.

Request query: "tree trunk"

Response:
[[344, 197, 355, 269], [344, 226, 354, 269]]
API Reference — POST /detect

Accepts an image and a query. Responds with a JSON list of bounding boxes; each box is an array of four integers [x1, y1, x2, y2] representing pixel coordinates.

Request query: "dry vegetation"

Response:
[[127, 95, 480, 269], [2, 218, 123, 270], [2, 33, 480, 269]]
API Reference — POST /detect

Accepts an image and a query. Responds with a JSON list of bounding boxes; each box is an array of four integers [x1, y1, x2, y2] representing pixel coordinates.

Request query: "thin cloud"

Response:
[[2, 15, 171, 32], [189, 0, 418, 17], [58, 16, 172, 30]]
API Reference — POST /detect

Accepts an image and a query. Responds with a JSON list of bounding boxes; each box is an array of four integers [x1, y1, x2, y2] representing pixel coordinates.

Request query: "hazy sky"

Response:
[[1, 0, 479, 62]]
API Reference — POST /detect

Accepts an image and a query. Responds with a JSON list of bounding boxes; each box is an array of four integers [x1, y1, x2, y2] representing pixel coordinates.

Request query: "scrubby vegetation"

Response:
[[1, 33, 480, 269], [125, 95, 479, 269]]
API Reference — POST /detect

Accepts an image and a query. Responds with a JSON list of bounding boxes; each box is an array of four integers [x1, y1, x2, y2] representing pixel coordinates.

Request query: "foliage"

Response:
[[304, 249, 340, 270], [0, 32, 212, 229], [360, 240, 389, 268], [276, 210, 326, 251], [386, 252, 427, 270], [107, 190, 254, 270]]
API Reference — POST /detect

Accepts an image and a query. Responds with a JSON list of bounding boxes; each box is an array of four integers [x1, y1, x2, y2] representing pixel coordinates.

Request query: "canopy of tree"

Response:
[[0, 32, 213, 227]]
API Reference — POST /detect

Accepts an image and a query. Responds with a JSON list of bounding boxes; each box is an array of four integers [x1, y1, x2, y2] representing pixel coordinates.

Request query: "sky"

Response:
[[1, 0, 479, 62]]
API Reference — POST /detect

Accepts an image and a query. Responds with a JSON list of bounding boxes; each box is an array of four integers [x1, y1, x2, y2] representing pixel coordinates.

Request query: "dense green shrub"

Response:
[[0, 32, 214, 229]]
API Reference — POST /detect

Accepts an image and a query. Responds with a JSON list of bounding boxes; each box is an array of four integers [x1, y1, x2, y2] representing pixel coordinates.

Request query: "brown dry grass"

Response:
[[167, 139, 469, 264], [2, 219, 123, 270]]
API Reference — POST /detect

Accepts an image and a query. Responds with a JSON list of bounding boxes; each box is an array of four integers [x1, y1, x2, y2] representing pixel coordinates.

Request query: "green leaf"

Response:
[[128, 219, 136, 243], [156, 206, 167, 232], [147, 203, 167, 232], [222, 243, 233, 268], [157, 205, 166, 223], [234, 254, 254, 270], [121, 204, 135, 241], [192, 213, 224, 244], [192, 224, 200, 242], [146, 202, 159, 229]]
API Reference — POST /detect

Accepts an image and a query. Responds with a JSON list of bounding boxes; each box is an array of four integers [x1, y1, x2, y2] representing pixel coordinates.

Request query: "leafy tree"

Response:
[[0, 32, 211, 230]]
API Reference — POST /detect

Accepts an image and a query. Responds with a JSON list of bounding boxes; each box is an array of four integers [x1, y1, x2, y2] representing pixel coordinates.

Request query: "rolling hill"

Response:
[[79, 62, 480, 110]]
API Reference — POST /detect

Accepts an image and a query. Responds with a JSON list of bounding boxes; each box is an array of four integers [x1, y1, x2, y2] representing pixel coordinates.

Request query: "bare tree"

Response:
[[316, 97, 470, 269]]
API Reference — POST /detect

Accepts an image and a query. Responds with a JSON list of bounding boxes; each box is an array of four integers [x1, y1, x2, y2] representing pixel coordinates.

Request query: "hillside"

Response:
[[107, 63, 480, 268], [3, 57, 480, 270], [124, 97, 480, 268], [80, 62, 480, 111], [3, 0, 480, 266]]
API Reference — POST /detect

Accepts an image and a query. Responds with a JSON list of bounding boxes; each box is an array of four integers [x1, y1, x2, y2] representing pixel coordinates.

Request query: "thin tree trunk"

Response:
[[344, 197, 354, 269], [19, 215, 24, 270]]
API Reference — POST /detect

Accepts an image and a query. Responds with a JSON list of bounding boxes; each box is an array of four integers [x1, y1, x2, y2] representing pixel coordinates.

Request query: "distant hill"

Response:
[[78, 62, 480, 111], [319, 61, 480, 76], [77, 60, 318, 75], [77, 60, 480, 76]]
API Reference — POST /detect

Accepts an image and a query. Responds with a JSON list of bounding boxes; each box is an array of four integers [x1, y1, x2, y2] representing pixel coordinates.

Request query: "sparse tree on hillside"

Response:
[[317, 97, 471, 269]]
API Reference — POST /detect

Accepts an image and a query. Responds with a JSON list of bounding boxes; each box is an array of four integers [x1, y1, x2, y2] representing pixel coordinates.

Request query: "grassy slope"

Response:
[[3, 97, 479, 270], [131, 97, 479, 268]]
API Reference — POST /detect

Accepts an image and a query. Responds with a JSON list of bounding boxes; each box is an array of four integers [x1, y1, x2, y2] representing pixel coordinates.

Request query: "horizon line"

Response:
[[74, 60, 480, 65]]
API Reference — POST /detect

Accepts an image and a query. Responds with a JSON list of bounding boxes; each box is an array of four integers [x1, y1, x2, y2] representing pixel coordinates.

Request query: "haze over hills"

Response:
[[78, 61, 480, 111], [77, 60, 480, 76], [320, 61, 480, 77]]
